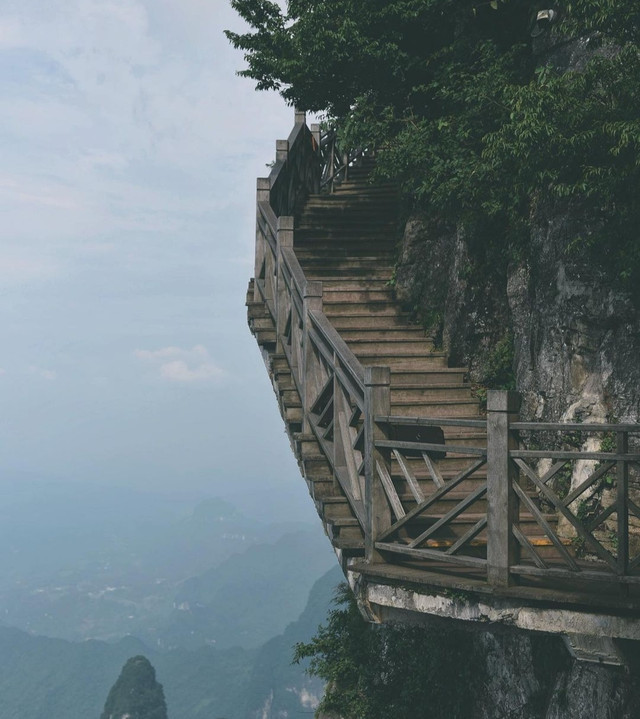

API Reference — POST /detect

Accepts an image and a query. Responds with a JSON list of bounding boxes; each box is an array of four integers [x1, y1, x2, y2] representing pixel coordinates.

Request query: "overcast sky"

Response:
[[0, 0, 314, 518]]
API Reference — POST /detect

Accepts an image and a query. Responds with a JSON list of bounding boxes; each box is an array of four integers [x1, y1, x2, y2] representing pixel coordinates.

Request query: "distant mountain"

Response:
[[101, 655, 168, 719], [0, 566, 342, 719], [0, 491, 328, 643], [154, 529, 336, 649], [242, 564, 343, 718]]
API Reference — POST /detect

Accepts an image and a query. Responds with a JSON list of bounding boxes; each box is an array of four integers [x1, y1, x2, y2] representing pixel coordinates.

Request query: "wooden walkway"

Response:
[[246, 112, 640, 626]]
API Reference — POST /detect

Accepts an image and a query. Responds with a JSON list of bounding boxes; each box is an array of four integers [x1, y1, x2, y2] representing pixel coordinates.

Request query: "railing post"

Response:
[[486, 390, 520, 587], [364, 366, 391, 563], [329, 137, 335, 193], [275, 216, 294, 354], [254, 178, 270, 301], [311, 123, 321, 150], [617, 430, 629, 576], [301, 282, 323, 434], [276, 139, 289, 164]]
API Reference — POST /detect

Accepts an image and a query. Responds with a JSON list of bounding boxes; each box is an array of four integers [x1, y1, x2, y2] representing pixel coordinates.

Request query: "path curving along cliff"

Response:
[[247, 112, 640, 666]]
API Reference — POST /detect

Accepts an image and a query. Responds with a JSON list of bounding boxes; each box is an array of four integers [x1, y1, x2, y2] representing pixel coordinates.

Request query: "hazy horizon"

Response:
[[0, 1, 311, 515]]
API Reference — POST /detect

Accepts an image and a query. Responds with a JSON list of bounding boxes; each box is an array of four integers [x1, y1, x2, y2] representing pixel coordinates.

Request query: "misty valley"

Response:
[[0, 479, 339, 718]]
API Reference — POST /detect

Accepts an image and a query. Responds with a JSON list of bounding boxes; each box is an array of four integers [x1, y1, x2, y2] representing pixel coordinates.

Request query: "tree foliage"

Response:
[[228, 0, 640, 290], [293, 584, 478, 719]]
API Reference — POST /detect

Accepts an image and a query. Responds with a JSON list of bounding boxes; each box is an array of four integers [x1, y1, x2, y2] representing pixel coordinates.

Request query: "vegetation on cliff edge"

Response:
[[228, 0, 640, 291]]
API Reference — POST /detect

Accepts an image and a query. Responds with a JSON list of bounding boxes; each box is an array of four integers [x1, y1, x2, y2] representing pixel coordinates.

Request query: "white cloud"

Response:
[[29, 366, 57, 381], [134, 345, 225, 384]]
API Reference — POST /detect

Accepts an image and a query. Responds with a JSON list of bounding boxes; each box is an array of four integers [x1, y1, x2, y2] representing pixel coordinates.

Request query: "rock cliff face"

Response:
[[474, 631, 640, 719], [392, 29, 640, 719], [396, 204, 640, 426]]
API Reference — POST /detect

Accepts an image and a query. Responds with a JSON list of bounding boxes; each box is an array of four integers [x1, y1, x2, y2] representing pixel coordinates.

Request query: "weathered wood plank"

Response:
[[408, 483, 488, 549], [338, 409, 362, 501], [309, 310, 365, 388], [512, 450, 640, 462], [512, 422, 640, 433], [511, 564, 640, 585], [376, 415, 486, 429], [376, 542, 488, 569], [515, 458, 617, 571], [486, 391, 520, 588], [512, 481, 579, 571], [512, 525, 548, 569], [393, 449, 425, 502], [376, 460, 405, 521], [422, 452, 445, 489], [377, 440, 485, 456], [446, 517, 487, 556], [377, 458, 487, 542], [563, 461, 615, 506], [617, 431, 629, 575]]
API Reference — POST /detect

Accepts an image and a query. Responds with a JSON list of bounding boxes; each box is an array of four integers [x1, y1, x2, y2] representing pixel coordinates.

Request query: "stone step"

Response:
[[318, 496, 353, 519], [360, 355, 448, 369], [330, 536, 365, 553], [319, 279, 394, 290], [303, 266, 394, 279], [390, 400, 481, 418], [390, 384, 474, 402], [299, 264, 395, 278], [329, 524, 364, 542], [308, 477, 337, 499], [347, 339, 436, 354], [280, 388, 302, 406], [255, 329, 276, 345], [325, 516, 361, 528], [284, 405, 302, 422], [319, 496, 355, 520], [250, 316, 275, 331], [340, 327, 434, 342], [324, 302, 405, 317], [332, 185, 397, 197], [296, 253, 394, 266], [329, 315, 412, 329], [390, 368, 468, 385], [322, 288, 396, 303], [246, 302, 271, 320], [298, 207, 398, 219]]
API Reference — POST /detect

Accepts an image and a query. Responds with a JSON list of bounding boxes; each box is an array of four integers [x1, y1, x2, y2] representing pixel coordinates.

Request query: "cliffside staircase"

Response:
[[247, 160, 565, 571], [246, 113, 640, 662]]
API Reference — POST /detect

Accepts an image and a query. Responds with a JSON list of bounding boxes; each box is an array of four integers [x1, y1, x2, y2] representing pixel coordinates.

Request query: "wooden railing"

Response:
[[315, 129, 364, 193], [253, 111, 640, 595]]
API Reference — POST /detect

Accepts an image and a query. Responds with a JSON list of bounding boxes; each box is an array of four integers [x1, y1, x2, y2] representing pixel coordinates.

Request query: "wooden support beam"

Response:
[[254, 178, 271, 301], [276, 216, 294, 356], [364, 366, 391, 563], [302, 281, 323, 435]]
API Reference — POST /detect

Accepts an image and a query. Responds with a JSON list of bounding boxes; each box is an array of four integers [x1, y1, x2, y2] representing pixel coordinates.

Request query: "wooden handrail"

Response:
[[252, 109, 640, 599]]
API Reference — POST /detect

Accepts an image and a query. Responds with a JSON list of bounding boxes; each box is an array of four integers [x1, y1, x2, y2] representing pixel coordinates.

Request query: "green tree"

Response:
[[100, 655, 168, 719], [228, 1, 640, 292], [293, 584, 478, 718]]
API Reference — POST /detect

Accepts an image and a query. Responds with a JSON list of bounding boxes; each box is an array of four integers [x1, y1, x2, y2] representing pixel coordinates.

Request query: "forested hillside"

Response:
[[0, 566, 342, 719]]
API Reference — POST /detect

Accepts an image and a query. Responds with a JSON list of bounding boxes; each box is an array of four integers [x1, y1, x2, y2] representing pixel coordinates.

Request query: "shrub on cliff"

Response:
[[293, 584, 477, 718]]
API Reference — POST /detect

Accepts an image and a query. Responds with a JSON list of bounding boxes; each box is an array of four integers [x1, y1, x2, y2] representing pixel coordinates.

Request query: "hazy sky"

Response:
[[0, 0, 312, 516]]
